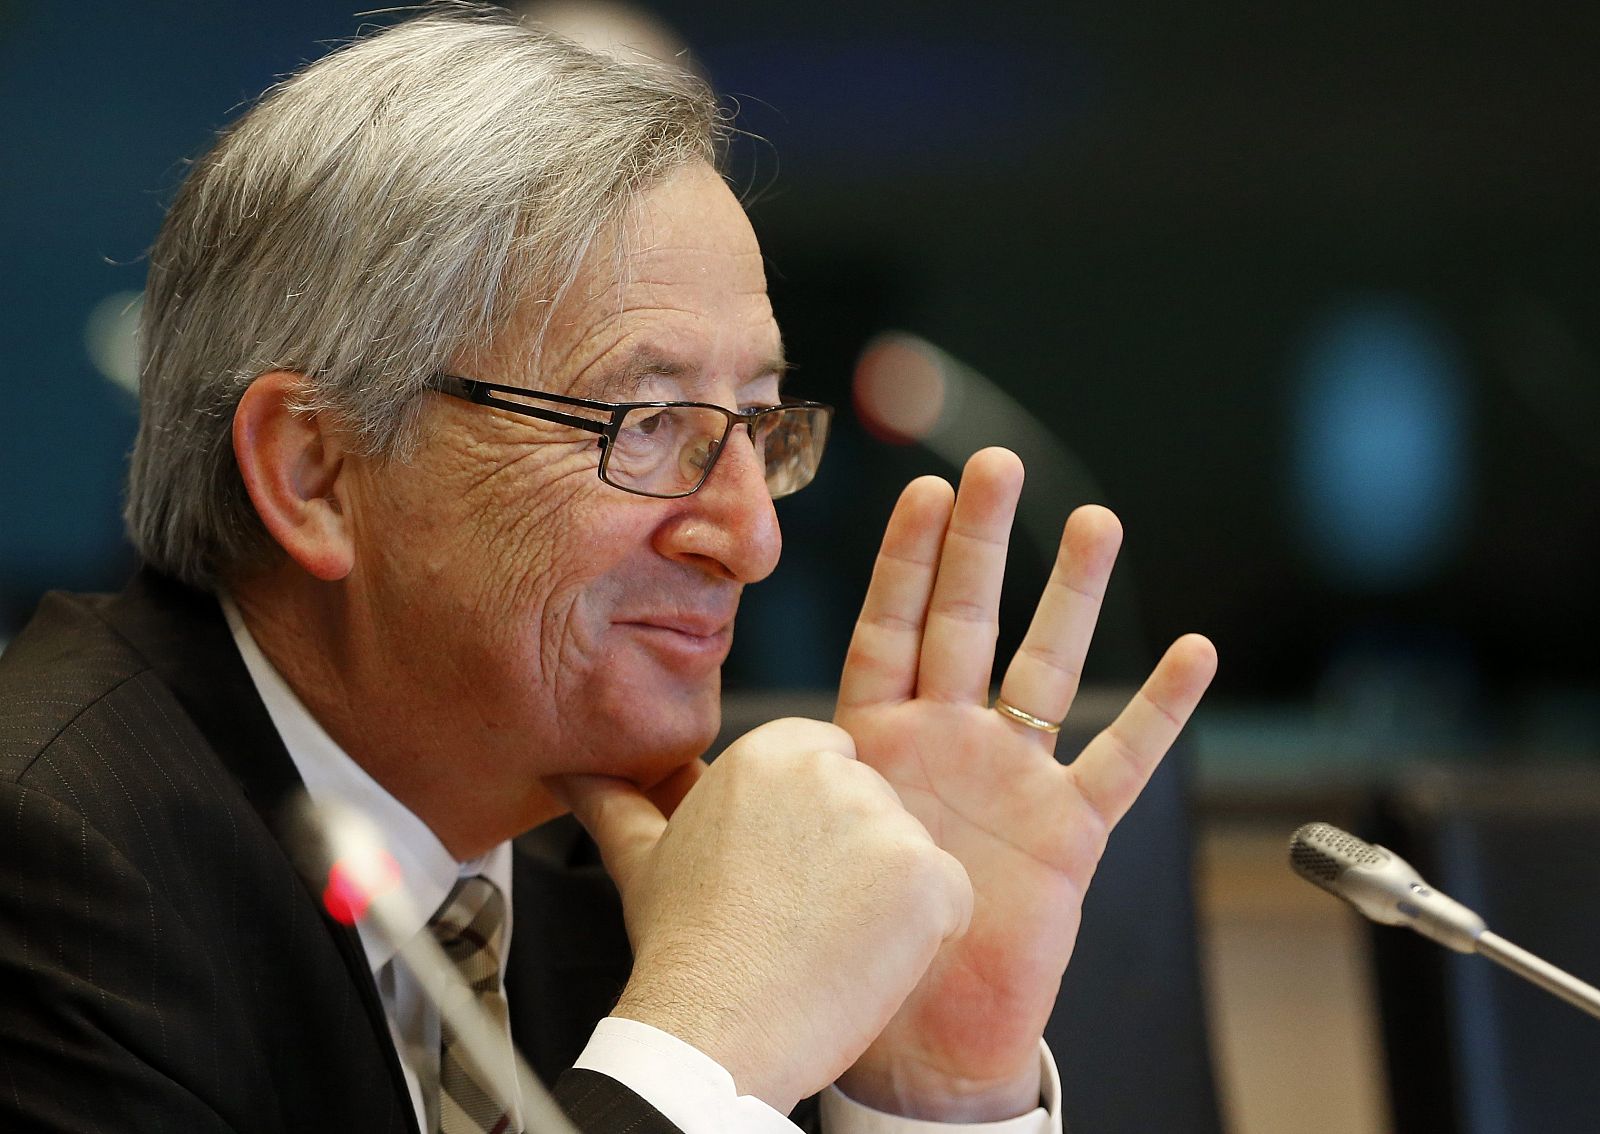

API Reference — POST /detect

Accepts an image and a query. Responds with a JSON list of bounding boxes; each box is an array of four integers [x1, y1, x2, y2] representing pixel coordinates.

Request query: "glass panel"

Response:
[[761, 406, 830, 499], [606, 402, 829, 498], [610, 404, 731, 495]]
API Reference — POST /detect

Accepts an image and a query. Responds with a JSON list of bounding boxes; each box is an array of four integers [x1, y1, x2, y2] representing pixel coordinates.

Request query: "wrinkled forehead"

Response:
[[460, 163, 783, 401]]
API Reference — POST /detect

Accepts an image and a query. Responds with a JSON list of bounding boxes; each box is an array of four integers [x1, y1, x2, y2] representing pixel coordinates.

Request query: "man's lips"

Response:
[[616, 616, 734, 674], [618, 614, 734, 639]]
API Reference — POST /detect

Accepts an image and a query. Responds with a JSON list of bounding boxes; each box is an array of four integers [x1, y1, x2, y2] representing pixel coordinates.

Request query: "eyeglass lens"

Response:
[[607, 404, 829, 498]]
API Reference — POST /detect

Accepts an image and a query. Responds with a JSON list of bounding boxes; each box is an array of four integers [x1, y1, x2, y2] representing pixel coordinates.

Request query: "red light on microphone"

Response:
[[323, 849, 402, 926]]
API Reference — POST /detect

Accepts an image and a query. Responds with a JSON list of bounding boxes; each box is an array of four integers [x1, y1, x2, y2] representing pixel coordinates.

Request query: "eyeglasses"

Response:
[[429, 374, 833, 499]]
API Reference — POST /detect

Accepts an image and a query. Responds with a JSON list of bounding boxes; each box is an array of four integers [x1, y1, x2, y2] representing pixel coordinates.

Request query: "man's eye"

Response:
[[634, 411, 668, 436]]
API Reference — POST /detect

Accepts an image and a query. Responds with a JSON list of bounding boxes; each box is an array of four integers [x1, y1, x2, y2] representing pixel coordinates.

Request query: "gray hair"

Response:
[[125, 5, 722, 588]]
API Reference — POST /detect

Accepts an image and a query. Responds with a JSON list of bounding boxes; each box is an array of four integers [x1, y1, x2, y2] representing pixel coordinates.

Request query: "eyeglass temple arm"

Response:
[[430, 374, 610, 436]]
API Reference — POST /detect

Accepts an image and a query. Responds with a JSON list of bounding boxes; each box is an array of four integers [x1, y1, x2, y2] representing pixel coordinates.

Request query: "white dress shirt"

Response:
[[223, 598, 1060, 1134]]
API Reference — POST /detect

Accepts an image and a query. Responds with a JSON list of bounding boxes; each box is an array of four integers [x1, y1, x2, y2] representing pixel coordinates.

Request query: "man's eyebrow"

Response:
[[767, 355, 793, 393], [600, 346, 688, 397], [598, 345, 792, 398]]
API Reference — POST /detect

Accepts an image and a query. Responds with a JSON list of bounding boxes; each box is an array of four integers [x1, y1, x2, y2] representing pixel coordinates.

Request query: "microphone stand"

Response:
[[1475, 931, 1600, 1022], [1290, 821, 1600, 1025]]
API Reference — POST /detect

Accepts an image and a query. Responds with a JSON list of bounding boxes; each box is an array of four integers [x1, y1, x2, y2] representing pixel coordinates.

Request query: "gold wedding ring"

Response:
[[993, 698, 1062, 734]]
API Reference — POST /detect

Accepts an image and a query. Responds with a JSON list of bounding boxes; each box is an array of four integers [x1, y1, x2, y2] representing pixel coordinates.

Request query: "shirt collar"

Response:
[[220, 595, 513, 975]]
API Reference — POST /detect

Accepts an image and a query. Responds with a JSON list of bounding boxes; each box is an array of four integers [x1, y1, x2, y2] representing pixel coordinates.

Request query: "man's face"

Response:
[[342, 162, 785, 813]]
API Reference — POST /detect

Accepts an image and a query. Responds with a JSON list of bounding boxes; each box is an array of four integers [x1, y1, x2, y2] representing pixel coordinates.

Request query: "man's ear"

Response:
[[233, 371, 356, 582]]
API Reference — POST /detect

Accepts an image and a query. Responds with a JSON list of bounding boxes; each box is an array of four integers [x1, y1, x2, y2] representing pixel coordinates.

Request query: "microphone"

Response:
[[298, 796, 581, 1134], [1289, 821, 1600, 1022], [1289, 821, 1485, 951]]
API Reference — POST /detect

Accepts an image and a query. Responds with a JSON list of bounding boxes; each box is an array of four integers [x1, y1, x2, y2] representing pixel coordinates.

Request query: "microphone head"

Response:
[[1288, 821, 1486, 952], [1289, 821, 1387, 887]]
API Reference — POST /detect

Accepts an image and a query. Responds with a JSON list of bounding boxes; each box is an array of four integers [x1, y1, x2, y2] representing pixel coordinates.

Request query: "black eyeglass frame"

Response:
[[429, 373, 833, 500]]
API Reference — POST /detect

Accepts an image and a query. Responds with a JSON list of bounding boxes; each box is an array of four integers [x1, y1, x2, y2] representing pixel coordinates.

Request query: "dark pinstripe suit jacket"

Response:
[[0, 570, 691, 1133]]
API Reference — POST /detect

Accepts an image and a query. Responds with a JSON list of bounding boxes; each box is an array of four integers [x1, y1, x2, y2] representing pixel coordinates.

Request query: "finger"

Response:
[[837, 476, 955, 710], [1068, 634, 1218, 828], [933, 846, 975, 941], [862, 796, 973, 939], [548, 773, 667, 894], [734, 716, 860, 761], [996, 505, 1123, 739], [916, 448, 1024, 702], [644, 757, 707, 818]]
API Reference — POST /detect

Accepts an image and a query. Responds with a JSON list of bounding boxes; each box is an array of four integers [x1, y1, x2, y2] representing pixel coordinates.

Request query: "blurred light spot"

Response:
[[853, 335, 947, 444], [518, 1, 695, 73], [322, 849, 401, 926], [1290, 296, 1470, 590], [323, 863, 368, 926], [84, 290, 142, 395]]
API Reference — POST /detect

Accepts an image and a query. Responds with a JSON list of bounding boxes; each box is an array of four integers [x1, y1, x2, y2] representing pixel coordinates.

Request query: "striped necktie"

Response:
[[429, 876, 518, 1134]]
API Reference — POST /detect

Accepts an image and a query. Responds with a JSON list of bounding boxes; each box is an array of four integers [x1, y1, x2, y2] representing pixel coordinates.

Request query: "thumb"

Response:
[[549, 774, 667, 894], [644, 757, 706, 819]]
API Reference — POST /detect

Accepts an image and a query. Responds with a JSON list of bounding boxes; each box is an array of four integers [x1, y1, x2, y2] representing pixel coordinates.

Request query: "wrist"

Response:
[[835, 1054, 1042, 1123], [612, 966, 792, 1112]]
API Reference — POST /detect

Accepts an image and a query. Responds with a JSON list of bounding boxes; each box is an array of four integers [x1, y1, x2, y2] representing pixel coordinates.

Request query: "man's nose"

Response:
[[653, 426, 782, 583]]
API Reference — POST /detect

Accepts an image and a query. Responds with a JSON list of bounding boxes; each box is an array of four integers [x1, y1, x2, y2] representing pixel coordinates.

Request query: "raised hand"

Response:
[[550, 719, 974, 1114], [833, 447, 1217, 1121]]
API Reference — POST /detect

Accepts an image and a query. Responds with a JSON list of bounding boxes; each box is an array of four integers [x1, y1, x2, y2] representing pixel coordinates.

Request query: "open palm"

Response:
[[832, 448, 1217, 1119]]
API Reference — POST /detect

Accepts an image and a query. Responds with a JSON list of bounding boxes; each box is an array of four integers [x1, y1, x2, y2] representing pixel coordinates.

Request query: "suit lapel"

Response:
[[101, 569, 420, 1133]]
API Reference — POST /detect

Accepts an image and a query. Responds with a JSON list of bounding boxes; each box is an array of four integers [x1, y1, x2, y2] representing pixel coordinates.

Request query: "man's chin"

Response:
[[589, 682, 720, 780], [626, 716, 718, 784], [649, 656, 721, 727]]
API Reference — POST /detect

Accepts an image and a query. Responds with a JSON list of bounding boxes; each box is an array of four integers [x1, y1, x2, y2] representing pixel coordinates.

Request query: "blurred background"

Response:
[[5, 2, 1600, 1131]]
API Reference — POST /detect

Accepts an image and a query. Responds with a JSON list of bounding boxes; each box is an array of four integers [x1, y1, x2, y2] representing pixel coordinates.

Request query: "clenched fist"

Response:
[[550, 717, 972, 1113]]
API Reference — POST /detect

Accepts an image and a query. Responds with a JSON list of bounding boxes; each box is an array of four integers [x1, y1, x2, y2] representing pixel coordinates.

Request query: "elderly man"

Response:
[[0, 9, 1215, 1134]]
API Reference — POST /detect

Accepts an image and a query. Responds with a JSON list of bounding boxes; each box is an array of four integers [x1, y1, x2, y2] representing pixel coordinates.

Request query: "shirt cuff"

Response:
[[818, 1040, 1063, 1134], [573, 1016, 799, 1133]]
